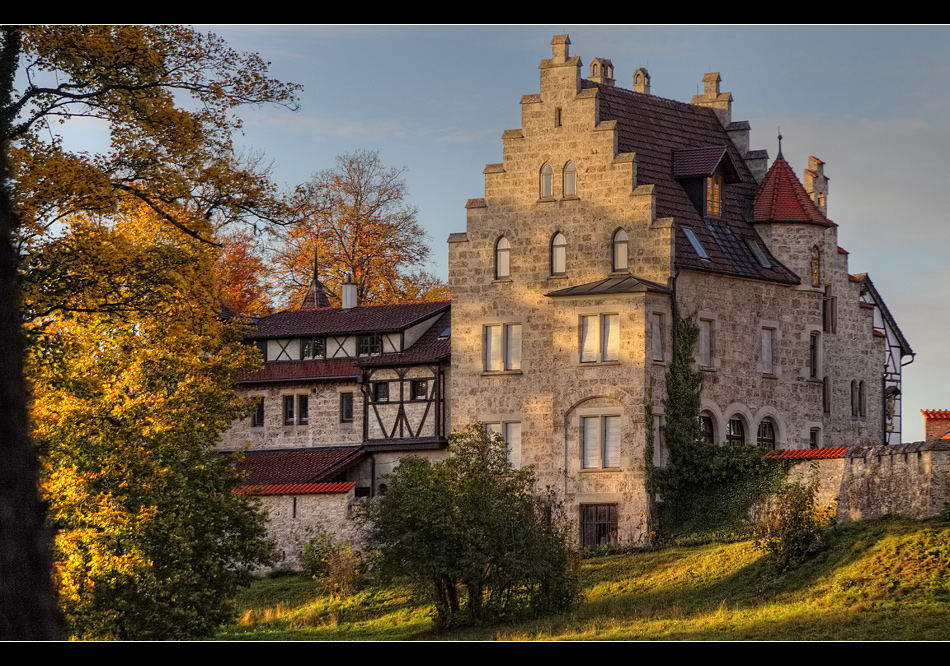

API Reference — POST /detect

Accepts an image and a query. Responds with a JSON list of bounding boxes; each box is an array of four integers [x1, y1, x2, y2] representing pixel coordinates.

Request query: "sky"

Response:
[[200, 25, 950, 442]]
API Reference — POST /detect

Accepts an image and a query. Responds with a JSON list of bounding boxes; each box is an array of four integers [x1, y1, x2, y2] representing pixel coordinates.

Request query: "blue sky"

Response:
[[204, 25, 950, 442]]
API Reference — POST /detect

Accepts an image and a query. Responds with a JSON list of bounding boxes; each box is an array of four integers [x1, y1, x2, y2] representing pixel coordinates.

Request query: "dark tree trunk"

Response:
[[0, 26, 62, 640]]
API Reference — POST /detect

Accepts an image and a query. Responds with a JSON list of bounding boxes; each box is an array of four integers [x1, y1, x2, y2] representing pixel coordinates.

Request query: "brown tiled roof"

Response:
[[753, 155, 836, 227], [246, 301, 450, 339], [765, 447, 850, 460], [236, 447, 365, 486], [356, 310, 451, 368], [922, 409, 950, 419], [240, 482, 356, 496], [591, 82, 798, 285], [239, 358, 359, 385], [545, 275, 672, 298]]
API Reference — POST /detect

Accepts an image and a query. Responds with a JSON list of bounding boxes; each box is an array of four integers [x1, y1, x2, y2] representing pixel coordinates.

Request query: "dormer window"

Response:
[[706, 174, 722, 217]]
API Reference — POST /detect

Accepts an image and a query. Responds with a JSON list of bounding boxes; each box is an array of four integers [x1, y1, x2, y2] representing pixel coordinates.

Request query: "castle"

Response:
[[219, 34, 916, 559]]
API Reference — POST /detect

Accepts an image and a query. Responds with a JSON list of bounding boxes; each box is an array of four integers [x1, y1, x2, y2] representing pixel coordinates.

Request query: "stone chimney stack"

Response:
[[691, 72, 733, 127], [632, 67, 650, 94], [589, 57, 615, 86], [922, 409, 950, 440], [550, 34, 571, 64], [804, 156, 829, 217], [341, 273, 358, 310]]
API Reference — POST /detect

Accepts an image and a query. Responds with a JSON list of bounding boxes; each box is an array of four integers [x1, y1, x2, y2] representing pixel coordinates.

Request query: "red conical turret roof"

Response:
[[753, 155, 835, 227]]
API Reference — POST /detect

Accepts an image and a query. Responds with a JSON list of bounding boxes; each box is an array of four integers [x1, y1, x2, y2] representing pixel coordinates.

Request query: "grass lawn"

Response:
[[218, 516, 950, 641]]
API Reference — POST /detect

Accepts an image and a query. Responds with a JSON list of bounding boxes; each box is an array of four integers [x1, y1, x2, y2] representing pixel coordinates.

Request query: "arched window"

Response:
[[726, 418, 745, 446], [494, 237, 510, 280], [540, 163, 553, 198], [756, 419, 776, 450], [698, 412, 715, 444], [811, 246, 821, 287], [612, 228, 629, 272], [563, 162, 577, 197], [550, 232, 566, 276]]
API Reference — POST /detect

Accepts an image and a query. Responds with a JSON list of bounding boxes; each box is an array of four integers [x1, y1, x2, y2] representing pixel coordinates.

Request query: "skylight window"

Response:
[[746, 238, 772, 268], [683, 228, 709, 260]]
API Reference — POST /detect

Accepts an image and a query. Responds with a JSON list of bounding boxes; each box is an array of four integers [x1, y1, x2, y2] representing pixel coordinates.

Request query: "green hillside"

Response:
[[220, 516, 950, 641]]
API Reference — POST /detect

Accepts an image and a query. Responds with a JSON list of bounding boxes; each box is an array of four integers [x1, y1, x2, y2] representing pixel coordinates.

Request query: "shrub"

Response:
[[358, 424, 580, 628], [298, 525, 360, 597], [755, 478, 835, 572]]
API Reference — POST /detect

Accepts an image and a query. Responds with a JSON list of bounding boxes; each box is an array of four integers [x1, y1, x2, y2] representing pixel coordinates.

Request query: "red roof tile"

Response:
[[753, 156, 836, 227], [239, 482, 356, 496], [921, 409, 950, 419], [765, 447, 850, 460], [236, 447, 365, 486]]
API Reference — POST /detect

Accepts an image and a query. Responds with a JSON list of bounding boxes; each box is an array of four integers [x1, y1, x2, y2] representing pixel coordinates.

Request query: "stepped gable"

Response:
[[753, 155, 836, 227], [590, 81, 798, 285]]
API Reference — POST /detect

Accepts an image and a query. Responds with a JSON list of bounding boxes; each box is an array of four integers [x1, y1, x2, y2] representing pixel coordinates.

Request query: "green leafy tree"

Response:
[[0, 25, 298, 638], [359, 424, 579, 628]]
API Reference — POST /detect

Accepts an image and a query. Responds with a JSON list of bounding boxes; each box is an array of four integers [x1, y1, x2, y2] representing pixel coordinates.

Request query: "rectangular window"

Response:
[[580, 314, 619, 363], [301, 338, 325, 359], [484, 323, 521, 372], [283, 395, 295, 426], [809, 332, 821, 379], [580, 504, 618, 549], [651, 313, 664, 363], [706, 174, 722, 217], [823, 297, 837, 334], [298, 394, 309, 425], [410, 379, 428, 401], [485, 421, 522, 469], [582, 415, 620, 469], [340, 392, 354, 423], [358, 334, 381, 357], [252, 397, 265, 427], [373, 382, 389, 403], [699, 319, 713, 367], [762, 327, 774, 375]]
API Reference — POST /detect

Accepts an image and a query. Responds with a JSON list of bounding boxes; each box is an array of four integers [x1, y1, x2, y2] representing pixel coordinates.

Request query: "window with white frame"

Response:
[[612, 228, 629, 272], [486, 421, 522, 469], [540, 163, 553, 198], [494, 237, 511, 280], [699, 319, 714, 368], [582, 415, 621, 469], [761, 327, 775, 375], [551, 232, 566, 276], [563, 162, 577, 197], [580, 314, 619, 363], [484, 323, 522, 372], [651, 313, 665, 363]]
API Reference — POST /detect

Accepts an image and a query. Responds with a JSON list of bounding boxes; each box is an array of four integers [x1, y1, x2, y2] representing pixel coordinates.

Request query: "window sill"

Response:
[[581, 467, 622, 473], [762, 373, 778, 380], [538, 196, 557, 204], [492, 278, 512, 284], [560, 195, 580, 202], [481, 370, 523, 377], [578, 360, 620, 367], [548, 274, 568, 281]]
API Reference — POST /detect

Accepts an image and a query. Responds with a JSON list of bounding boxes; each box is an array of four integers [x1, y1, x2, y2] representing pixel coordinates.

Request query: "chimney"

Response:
[[633, 67, 650, 94], [922, 409, 950, 440], [804, 156, 829, 217], [550, 34, 571, 64], [691, 72, 733, 127], [589, 57, 615, 86], [341, 273, 358, 310]]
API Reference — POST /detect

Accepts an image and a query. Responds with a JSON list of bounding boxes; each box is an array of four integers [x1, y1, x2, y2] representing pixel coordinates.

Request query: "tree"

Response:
[[28, 209, 276, 640], [213, 228, 274, 317], [359, 424, 579, 628], [0, 25, 298, 639], [272, 149, 447, 308]]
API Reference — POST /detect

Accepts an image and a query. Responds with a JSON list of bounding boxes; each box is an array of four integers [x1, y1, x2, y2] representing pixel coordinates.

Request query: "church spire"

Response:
[[300, 251, 331, 309]]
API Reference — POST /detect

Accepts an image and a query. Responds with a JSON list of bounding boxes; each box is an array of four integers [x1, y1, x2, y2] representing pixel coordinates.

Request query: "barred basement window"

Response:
[[580, 504, 618, 549]]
